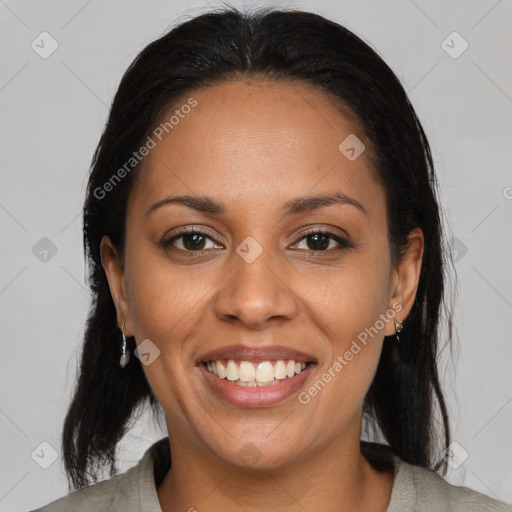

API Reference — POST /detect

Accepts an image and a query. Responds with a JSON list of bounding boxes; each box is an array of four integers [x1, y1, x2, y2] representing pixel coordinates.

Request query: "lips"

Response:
[[196, 344, 318, 408], [197, 344, 317, 365]]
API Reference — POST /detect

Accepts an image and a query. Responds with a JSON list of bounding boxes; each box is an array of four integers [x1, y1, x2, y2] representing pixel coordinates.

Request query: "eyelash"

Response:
[[160, 227, 353, 255]]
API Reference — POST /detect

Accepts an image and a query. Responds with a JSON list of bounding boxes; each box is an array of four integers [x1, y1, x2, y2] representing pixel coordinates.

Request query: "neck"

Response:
[[156, 422, 393, 512]]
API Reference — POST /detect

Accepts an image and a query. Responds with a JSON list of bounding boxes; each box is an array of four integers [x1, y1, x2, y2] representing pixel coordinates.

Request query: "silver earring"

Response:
[[120, 322, 130, 368], [394, 320, 403, 344]]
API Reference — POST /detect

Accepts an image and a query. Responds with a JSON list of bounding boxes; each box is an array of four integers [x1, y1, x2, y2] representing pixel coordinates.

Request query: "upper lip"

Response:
[[197, 345, 317, 364]]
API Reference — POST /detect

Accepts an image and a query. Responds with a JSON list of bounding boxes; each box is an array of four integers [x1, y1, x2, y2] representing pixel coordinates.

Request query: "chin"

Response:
[[206, 436, 307, 471]]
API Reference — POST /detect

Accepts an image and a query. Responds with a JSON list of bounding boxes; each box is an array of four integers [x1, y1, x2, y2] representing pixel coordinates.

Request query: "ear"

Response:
[[383, 227, 424, 336], [100, 235, 134, 336]]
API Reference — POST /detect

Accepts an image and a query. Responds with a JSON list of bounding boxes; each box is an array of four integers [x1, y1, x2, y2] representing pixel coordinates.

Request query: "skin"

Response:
[[101, 79, 424, 512]]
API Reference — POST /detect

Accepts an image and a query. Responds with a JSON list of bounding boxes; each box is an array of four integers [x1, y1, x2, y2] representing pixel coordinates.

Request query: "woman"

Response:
[[31, 7, 510, 512]]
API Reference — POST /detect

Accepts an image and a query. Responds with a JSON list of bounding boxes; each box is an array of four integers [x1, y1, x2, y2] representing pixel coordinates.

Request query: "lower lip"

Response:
[[199, 363, 316, 408]]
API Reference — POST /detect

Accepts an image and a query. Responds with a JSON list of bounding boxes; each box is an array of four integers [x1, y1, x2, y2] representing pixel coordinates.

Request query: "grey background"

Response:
[[1, 0, 511, 510]]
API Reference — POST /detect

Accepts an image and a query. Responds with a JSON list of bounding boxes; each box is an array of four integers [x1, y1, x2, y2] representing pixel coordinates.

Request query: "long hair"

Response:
[[63, 6, 455, 490]]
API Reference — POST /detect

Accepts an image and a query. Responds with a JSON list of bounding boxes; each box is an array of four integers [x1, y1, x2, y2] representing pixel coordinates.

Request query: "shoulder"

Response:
[[27, 474, 123, 512], [28, 438, 169, 512], [391, 455, 511, 511], [361, 441, 511, 512]]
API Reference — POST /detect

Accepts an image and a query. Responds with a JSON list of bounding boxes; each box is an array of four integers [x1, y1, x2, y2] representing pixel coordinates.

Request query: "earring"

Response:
[[120, 322, 130, 368], [394, 320, 403, 344]]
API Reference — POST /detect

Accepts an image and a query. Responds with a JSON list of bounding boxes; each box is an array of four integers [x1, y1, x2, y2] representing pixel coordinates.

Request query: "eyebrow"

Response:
[[147, 192, 368, 217]]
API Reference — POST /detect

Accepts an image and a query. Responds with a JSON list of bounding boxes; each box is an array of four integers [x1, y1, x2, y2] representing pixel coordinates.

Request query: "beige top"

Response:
[[30, 438, 511, 511]]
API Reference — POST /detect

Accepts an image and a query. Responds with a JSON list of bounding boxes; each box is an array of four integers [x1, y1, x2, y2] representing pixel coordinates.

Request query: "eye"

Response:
[[160, 227, 352, 255], [160, 229, 222, 252], [293, 229, 352, 252]]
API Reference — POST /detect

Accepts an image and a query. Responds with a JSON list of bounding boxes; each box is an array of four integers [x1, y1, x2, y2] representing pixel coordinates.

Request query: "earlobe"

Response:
[[99, 235, 133, 335]]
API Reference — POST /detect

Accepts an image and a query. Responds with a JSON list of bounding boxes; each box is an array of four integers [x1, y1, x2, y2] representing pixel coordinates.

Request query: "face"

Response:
[[101, 79, 423, 470]]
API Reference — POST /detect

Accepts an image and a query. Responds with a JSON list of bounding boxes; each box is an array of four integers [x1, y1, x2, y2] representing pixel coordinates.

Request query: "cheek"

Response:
[[124, 253, 203, 417], [298, 252, 390, 396], [125, 250, 208, 343], [298, 276, 388, 439], [303, 258, 391, 343]]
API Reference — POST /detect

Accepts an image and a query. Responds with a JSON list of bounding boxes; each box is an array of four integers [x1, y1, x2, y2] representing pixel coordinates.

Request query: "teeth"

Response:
[[239, 361, 255, 382], [256, 361, 275, 383], [216, 361, 226, 379], [205, 359, 309, 384], [274, 360, 287, 379], [237, 380, 257, 387], [226, 360, 239, 381]]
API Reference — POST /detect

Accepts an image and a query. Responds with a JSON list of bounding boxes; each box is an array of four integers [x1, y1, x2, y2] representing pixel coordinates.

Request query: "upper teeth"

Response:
[[206, 359, 307, 385]]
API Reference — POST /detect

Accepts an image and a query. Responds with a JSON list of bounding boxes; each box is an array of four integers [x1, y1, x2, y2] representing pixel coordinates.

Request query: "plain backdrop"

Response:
[[1, 0, 511, 510]]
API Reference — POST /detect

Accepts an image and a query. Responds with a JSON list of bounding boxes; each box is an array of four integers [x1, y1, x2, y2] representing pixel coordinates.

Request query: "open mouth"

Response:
[[201, 359, 316, 387]]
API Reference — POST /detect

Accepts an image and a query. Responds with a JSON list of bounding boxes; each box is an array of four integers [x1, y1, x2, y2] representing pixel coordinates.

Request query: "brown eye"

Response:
[[160, 230, 220, 252], [181, 233, 207, 251], [294, 230, 352, 252], [305, 233, 330, 251]]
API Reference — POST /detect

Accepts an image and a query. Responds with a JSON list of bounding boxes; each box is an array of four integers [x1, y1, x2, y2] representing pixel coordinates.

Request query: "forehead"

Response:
[[129, 79, 383, 218]]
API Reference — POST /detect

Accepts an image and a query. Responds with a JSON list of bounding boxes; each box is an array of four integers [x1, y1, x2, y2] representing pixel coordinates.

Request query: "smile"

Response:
[[203, 359, 310, 386], [199, 359, 316, 408]]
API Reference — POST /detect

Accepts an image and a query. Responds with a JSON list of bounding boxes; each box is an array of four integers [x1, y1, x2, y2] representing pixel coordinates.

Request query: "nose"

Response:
[[213, 243, 299, 329]]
